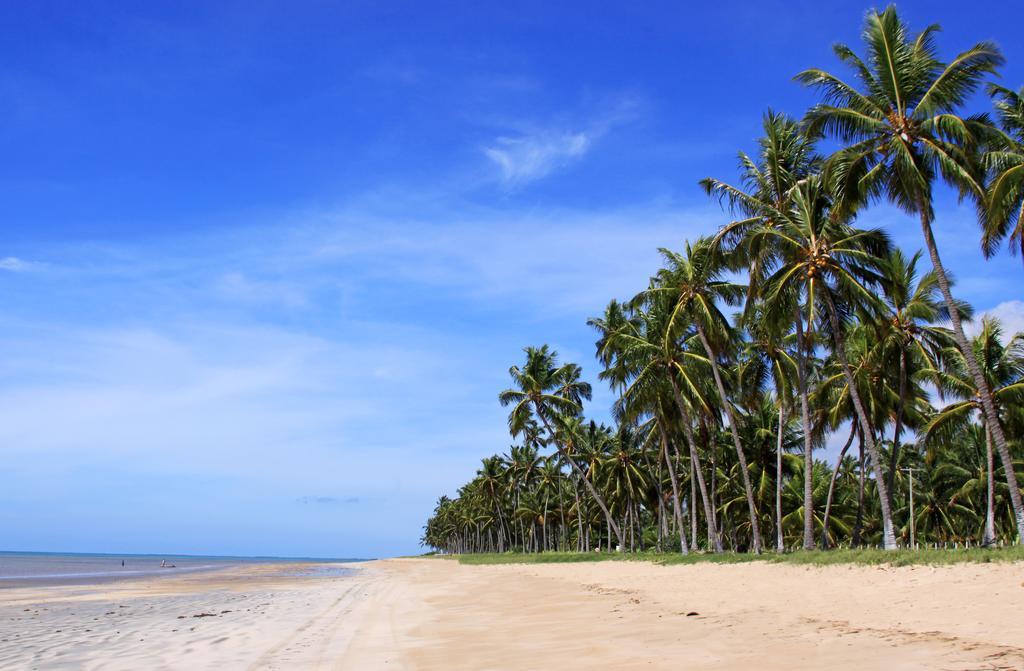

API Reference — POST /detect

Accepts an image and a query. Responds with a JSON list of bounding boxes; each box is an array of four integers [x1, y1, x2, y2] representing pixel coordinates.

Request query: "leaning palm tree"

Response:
[[983, 84, 1024, 260], [635, 238, 764, 553], [796, 6, 1024, 541], [499, 345, 625, 549]]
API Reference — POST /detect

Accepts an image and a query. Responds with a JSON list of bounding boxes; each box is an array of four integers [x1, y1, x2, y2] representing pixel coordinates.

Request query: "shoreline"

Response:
[[4, 557, 1023, 669], [0, 552, 365, 590]]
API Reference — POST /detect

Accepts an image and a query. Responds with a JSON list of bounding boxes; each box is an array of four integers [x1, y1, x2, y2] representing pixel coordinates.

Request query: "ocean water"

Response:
[[0, 551, 361, 588]]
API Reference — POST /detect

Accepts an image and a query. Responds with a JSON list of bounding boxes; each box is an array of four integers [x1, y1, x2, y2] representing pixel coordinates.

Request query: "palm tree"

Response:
[[740, 304, 798, 551], [600, 425, 650, 551], [535, 457, 561, 551], [637, 238, 764, 553], [755, 174, 900, 549], [924, 318, 1024, 544], [983, 84, 1024, 259], [797, 6, 1024, 542], [701, 110, 818, 286], [702, 111, 821, 552], [871, 249, 958, 504], [499, 345, 625, 549], [929, 423, 992, 544], [593, 304, 691, 555], [592, 298, 716, 551], [476, 456, 510, 551]]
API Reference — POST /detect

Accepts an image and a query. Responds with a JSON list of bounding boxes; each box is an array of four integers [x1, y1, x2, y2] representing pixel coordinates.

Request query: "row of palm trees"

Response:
[[422, 6, 1024, 555]]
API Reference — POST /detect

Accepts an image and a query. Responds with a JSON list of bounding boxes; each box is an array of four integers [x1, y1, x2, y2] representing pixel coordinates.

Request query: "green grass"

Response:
[[451, 545, 1024, 567]]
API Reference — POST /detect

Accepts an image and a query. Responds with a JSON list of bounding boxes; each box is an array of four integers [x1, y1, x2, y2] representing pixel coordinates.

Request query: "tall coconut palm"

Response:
[[593, 298, 718, 551], [740, 304, 798, 551], [636, 238, 764, 553], [503, 443, 542, 550], [600, 425, 650, 551], [701, 110, 819, 285], [499, 345, 625, 549], [871, 249, 959, 504], [796, 6, 1024, 541], [701, 111, 822, 552], [593, 305, 691, 554], [983, 84, 1024, 259], [755, 174, 900, 549], [476, 456, 510, 551]]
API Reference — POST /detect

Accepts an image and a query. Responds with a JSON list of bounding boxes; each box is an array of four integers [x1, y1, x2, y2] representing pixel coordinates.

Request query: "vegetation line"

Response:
[[451, 546, 1024, 567]]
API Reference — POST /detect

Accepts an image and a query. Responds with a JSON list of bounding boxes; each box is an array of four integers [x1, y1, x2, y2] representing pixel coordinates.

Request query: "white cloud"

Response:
[[484, 131, 592, 186], [0, 256, 39, 272], [480, 96, 640, 188], [966, 300, 1024, 340]]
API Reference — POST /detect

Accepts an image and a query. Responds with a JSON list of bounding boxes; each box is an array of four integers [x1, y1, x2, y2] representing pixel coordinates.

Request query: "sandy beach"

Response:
[[3, 557, 1024, 670]]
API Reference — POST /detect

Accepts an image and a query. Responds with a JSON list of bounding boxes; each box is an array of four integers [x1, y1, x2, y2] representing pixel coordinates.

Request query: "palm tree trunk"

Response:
[[985, 421, 996, 546], [776, 405, 786, 552], [886, 350, 908, 511], [822, 289, 897, 550], [573, 476, 585, 552], [920, 211, 1024, 543], [657, 417, 689, 554], [695, 324, 763, 553], [853, 436, 865, 546], [622, 506, 630, 553], [543, 493, 549, 552], [820, 422, 857, 549], [668, 373, 723, 551], [690, 457, 697, 549], [557, 474, 568, 552], [534, 409, 625, 548], [793, 304, 817, 550], [709, 424, 719, 541]]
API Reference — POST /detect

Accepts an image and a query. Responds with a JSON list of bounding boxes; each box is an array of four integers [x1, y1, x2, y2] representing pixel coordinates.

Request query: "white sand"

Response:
[[4, 557, 1024, 669]]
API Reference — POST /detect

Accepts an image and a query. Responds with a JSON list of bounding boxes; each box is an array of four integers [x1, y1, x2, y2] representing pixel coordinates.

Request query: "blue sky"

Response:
[[1, 1, 1023, 558]]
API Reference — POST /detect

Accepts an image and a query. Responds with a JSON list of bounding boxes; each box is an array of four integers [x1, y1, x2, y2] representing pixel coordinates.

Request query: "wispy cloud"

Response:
[[481, 96, 640, 188], [0, 256, 40, 272], [484, 131, 592, 186]]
